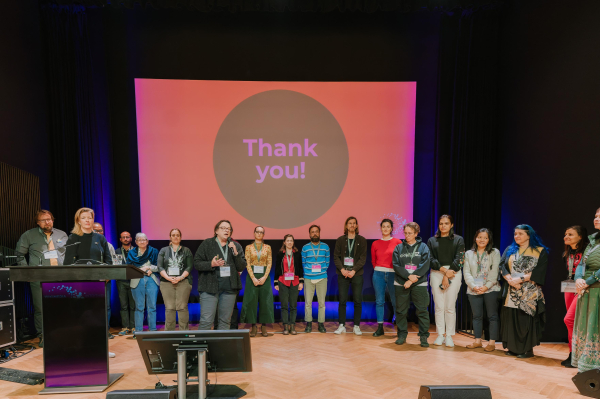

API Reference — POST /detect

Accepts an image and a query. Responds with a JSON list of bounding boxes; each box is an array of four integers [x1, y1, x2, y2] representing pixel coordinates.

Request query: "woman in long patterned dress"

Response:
[[500, 224, 549, 359], [572, 207, 600, 373]]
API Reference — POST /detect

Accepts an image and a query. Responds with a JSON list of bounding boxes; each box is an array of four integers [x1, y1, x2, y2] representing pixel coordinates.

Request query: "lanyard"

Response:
[[476, 250, 486, 274], [254, 242, 263, 263], [310, 243, 321, 260], [404, 243, 419, 265], [170, 245, 180, 259], [286, 251, 294, 273], [568, 254, 576, 279], [216, 238, 228, 262], [347, 237, 355, 258], [514, 246, 530, 263]]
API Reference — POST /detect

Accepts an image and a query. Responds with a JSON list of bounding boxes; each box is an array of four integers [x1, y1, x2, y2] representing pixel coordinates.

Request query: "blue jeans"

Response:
[[372, 270, 397, 323], [132, 276, 159, 332]]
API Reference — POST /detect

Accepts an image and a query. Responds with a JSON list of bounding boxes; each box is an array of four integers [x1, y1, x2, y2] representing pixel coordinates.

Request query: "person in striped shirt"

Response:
[[302, 225, 330, 333]]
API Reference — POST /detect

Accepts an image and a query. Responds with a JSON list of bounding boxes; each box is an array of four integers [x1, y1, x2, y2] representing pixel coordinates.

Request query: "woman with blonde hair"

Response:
[[64, 207, 112, 265]]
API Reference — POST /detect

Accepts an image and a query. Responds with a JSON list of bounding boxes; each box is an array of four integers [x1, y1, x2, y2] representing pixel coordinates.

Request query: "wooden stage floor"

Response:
[[1, 322, 582, 399]]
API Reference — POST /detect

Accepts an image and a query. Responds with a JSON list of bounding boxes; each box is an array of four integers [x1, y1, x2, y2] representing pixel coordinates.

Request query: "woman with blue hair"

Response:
[[499, 224, 549, 358]]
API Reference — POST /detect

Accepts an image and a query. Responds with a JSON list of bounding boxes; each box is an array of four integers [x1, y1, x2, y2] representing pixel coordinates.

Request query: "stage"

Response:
[[0, 322, 582, 399]]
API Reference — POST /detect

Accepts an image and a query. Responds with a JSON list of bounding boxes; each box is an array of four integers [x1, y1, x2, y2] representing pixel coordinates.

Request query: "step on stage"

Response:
[[0, 323, 582, 399]]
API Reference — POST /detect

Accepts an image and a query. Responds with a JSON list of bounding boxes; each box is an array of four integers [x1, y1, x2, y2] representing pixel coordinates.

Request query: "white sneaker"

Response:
[[353, 325, 362, 336], [334, 324, 346, 335], [433, 335, 445, 346], [445, 335, 454, 348], [109, 352, 116, 358]]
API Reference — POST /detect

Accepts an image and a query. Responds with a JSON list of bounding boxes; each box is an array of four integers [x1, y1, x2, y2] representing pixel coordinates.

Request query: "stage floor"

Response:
[[2, 322, 582, 399]]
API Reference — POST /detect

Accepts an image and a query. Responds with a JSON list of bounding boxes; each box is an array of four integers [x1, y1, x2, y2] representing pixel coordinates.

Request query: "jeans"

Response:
[[132, 276, 159, 332], [337, 274, 363, 325], [395, 284, 430, 338], [467, 291, 500, 340], [372, 271, 397, 323], [160, 280, 193, 330], [117, 280, 135, 329], [199, 291, 237, 330], [304, 278, 327, 323], [279, 283, 299, 324]]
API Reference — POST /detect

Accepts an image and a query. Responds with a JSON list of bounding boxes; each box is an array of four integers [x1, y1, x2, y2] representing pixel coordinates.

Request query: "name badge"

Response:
[[220, 266, 231, 277], [312, 264, 321, 273], [511, 272, 525, 279], [284, 272, 294, 281], [405, 264, 417, 274], [44, 250, 58, 259], [473, 278, 485, 287], [561, 279, 577, 293], [344, 257, 354, 267], [253, 265, 265, 274], [168, 267, 180, 276]]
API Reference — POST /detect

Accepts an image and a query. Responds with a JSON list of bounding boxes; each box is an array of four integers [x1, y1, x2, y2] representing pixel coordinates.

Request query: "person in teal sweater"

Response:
[[302, 225, 330, 333]]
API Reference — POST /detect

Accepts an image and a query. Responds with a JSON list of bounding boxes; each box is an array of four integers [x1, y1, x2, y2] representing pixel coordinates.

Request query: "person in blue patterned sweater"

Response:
[[302, 225, 330, 333]]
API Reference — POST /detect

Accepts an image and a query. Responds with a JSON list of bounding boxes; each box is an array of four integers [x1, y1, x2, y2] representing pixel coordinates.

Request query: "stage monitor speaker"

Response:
[[418, 385, 492, 399], [573, 369, 600, 398], [106, 389, 176, 399]]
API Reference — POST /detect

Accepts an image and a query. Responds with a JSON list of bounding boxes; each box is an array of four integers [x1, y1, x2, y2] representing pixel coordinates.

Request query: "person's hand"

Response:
[[171, 276, 180, 285], [228, 242, 238, 256], [211, 256, 225, 267], [408, 274, 418, 283], [576, 278, 588, 294], [348, 270, 356, 278], [341, 269, 348, 278], [404, 280, 413, 289], [479, 286, 489, 294], [299, 283, 304, 291], [259, 277, 267, 285], [274, 285, 279, 291], [252, 277, 259, 286], [446, 269, 456, 279], [442, 276, 450, 289], [145, 268, 152, 277]]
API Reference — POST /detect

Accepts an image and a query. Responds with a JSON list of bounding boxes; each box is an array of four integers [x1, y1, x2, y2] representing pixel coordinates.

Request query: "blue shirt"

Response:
[[301, 242, 330, 280]]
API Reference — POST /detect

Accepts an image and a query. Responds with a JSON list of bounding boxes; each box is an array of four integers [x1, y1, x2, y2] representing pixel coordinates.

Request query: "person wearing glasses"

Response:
[[127, 233, 160, 334], [194, 220, 246, 330], [15, 210, 68, 347], [240, 226, 274, 337]]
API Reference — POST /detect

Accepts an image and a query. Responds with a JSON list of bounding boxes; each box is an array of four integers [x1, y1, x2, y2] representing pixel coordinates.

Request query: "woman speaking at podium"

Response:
[[64, 207, 112, 266]]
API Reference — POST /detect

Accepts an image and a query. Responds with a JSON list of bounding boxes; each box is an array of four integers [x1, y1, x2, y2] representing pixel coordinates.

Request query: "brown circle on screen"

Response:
[[213, 89, 349, 229]]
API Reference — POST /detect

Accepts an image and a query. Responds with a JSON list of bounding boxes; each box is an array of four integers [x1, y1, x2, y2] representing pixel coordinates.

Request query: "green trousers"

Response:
[[30, 282, 43, 335], [240, 273, 275, 324], [395, 284, 430, 338]]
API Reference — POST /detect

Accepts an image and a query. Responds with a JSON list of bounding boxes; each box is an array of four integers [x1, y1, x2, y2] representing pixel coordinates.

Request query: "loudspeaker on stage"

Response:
[[418, 385, 492, 399], [573, 369, 600, 398]]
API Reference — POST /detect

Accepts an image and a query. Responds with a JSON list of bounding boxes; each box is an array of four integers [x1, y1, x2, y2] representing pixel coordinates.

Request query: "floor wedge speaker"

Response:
[[573, 369, 600, 398], [106, 389, 176, 399], [418, 385, 492, 399]]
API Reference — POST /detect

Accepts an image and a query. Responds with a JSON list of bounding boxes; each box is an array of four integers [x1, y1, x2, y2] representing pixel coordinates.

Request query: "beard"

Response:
[[310, 236, 320, 243]]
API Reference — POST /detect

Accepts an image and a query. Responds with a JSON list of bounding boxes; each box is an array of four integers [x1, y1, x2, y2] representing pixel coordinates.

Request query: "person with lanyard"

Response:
[[15, 210, 68, 348], [127, 233, 160, 336], [499, 224, 549, 359], [275, 234, 304, 335], [333, 217, 367, 335], [194, 220, 246, 330], [115, 231, 136, 336], [427, 214, 465, 348], [560, 225, 588, 367], [157, 229, 193, 331], [392, 222, 431, 347], [241, 226, 274, 337], [301, 225, 330, 333], [92, 222, 117, 339], [463, 228, 501, 351], [572, 208, 600, 373]]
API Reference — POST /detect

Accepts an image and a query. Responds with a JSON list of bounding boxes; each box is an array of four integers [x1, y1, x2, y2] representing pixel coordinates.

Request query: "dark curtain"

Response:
[[40, 5, 116, 241], [430, 6, 502, 331]]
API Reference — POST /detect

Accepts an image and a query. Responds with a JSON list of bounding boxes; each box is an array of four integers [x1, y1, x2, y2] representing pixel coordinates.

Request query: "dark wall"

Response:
[[101, 8, 441, 238], [498, 0, 600, 341], [0, 1, 49, 209]]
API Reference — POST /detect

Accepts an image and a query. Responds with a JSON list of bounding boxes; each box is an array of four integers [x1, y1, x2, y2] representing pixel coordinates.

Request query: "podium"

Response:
[[8, 265, 145, 394]]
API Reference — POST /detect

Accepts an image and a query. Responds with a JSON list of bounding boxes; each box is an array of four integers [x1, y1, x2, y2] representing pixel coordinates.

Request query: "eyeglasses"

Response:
[[38, 219, 52, 224], [137, 239, 148, 242], [219, 227, 232, 231], [255, 231, 265, 235], [121, 236, 131, 239]]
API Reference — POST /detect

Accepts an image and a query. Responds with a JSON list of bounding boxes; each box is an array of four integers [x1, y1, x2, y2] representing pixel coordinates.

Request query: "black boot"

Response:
[[561, 352, 572, 366], [373, 323, 385, 337], [304, 322, 312, 333], [318, 323, 326, 333], [517, 350, 534, 359]]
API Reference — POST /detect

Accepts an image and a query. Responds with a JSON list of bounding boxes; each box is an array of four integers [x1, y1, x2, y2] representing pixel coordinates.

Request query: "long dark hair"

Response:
[[280, 234, 298, 253], [471, 228, 494, 255], [343, 216, 359, 235], [434, 214, 455, 239], [563, 226, 589, 258]]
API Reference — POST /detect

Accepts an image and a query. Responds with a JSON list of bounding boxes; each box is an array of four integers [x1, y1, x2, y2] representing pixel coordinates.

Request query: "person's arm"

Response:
[[273, 252, 282, 288], [392, 244, 410, 280], [427, 238, 441, 271], [352, 236, 367, 273], [324, 245, 331, 271], [485, 250, 501, 289], [371, 241, 378, 268], [462, 252, 476, 289], [265, 246, 273, 275], [528, 248, 548, 285], [194, 241, 214, 272], [102, 238, 113, 264], [450, 236, 466, 272], [499, 248, 511, 277], [245, 246, 256, 280], [333, 238, 344, 271], [232, 243, 247, 272], [148, 248, 159, 272], [14, 232, 30, 266], [181, 249, 193, 278], [157, 249, 166, 274], [413, 244, 430, 278]]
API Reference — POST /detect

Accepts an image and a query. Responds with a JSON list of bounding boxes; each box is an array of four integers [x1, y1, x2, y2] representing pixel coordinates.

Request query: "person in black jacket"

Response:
[[427, 214, 465, 348], [392, 222, 431, 347], [64, 207, 112, 266], [194, 220, 246, 330], [274, 234, 304, 335]]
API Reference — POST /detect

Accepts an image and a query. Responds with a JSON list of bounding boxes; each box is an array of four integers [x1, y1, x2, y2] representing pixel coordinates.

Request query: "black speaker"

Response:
[[573, 369, 600, 398], [106, 389, 176, 399], [418, 385, 492, 399]]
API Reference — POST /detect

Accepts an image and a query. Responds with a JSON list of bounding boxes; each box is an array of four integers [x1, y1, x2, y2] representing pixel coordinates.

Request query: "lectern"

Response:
[[8, 265, 145, 394]]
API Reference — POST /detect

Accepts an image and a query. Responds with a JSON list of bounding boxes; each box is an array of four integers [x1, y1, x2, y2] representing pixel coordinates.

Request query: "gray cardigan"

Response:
[[194, 237, 246, 294], [463, 248, 501, 292]]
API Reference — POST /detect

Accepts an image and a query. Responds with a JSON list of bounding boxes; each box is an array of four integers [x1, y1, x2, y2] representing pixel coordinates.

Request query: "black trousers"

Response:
[[117, 280, 135, 329], [337, 274, 363, 325], [279, 283, 299, 324], [395, 284, 430, 338]]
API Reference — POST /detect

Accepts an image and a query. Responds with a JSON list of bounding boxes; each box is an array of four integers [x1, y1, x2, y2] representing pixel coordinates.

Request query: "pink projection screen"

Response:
[[135, 80, 416, 240]]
